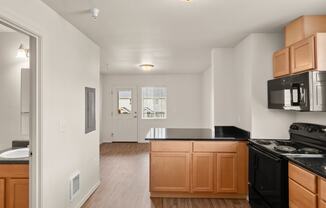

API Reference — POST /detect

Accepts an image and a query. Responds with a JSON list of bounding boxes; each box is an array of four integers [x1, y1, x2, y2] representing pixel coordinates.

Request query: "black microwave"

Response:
[[267, 71, 326, 111]]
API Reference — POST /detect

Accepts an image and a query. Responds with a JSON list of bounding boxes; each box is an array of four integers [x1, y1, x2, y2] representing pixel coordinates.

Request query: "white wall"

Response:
[[212, 33, 295, 139], [0, 32, 29, 150], [200, 67, 214, 129], [212, 48, 237, 126], [295, 113, 326, 126], [101, 74, 203, 142], [0, 1, 100, 208], [249, 34, 295, 138]]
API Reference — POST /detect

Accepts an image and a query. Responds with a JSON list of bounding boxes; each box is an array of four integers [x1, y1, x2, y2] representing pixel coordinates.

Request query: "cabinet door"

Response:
[[0, 179, 4, 208], [320, 200, 326, 208], [192, 153, 214, 192], [290, 36, 315, 74], [216, 153, 237, 193], [273, 48, 290, 78], [6, 179, 29, 208], [289, 179, 317, 208], [150, 152, 190, 192]]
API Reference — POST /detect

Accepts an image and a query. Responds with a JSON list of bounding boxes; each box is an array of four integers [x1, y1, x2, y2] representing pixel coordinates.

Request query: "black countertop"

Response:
[[0, 148, 29, 164], [145, 128, 249, 141], [287, 156, 326, 179]]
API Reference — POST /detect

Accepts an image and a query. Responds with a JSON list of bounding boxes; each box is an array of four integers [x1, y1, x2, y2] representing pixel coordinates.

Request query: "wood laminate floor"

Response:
[[82, 143, 250, 208]]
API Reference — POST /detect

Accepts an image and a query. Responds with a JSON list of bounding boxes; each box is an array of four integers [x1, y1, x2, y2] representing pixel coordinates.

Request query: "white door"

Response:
[[110, 87, 138, 142]]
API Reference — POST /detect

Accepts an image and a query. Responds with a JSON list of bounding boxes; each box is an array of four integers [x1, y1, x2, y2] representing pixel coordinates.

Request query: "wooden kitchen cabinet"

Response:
[[7, 179, 29, 208], [273, 47, 290, 77], [285, 16, 326, 47], [0, 179, 4, 208], [192, 153, 214, 192], [289, 178, 317, 208], [150, 141, 248, 198], [290, 36, 315, 74], [216, 153, 237, 193], [150, 152, 191, 192]]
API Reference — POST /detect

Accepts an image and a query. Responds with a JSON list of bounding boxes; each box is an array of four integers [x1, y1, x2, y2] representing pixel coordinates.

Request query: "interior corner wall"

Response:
[[0, 1, 100, 208], [249, 34, 295, 139], [212, 48, 237, 127], [212, 33, 296, 139], [200, 67, 214, 129]]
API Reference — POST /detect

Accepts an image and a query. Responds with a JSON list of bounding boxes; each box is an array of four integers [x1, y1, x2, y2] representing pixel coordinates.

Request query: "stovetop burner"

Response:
[[274, 145, 297, 153]]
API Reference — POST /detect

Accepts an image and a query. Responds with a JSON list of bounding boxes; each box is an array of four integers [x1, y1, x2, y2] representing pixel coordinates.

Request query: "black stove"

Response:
[[249, 123, 326, 208]]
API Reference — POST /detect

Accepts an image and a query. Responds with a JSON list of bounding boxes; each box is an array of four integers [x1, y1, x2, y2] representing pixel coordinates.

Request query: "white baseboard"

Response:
[[75, 180, 100, 208]]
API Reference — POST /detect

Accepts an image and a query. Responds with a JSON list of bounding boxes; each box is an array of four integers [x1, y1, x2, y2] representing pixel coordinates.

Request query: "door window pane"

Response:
[[142, 87, 167, 119], [118, 90, 132, 114]]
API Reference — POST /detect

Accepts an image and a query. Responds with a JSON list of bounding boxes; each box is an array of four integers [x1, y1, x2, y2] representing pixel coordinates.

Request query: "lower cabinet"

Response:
[[0, 164, 29, 208], [150, 141, 248, 198], [289, 178, 317, 208], [192, 153, 214, 192], [150, 152, 190, 192], [216, 153, 238, 193], [0, 179, 4, 208], [7, 179, 29, 208]]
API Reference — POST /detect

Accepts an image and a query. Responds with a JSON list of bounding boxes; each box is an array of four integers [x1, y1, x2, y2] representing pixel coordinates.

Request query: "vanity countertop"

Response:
[[0, 148, 29, 164]]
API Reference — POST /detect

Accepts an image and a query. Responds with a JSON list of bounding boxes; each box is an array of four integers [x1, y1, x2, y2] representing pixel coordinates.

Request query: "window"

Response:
[[118, 90, 132, 114], [142, 87, 167, 119]]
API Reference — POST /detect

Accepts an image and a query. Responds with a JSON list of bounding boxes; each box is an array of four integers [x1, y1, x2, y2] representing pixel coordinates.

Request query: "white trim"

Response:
[[75, 181, 100, 208]]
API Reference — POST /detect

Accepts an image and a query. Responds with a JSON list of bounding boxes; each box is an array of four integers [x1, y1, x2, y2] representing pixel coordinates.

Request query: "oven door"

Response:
[[249, 145, 288, 208]]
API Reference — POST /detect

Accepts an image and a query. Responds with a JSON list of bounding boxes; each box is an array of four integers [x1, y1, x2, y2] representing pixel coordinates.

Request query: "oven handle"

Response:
[[250, 145, 282, 163]]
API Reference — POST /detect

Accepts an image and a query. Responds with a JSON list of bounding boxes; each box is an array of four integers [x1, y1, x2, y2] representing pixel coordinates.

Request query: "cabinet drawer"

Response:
[[193, 142, 237, 153], [151, 141, 192, 152], [319, 177, 326, 201], [289, 163, 317, 193], [289, 179, 317, 208]]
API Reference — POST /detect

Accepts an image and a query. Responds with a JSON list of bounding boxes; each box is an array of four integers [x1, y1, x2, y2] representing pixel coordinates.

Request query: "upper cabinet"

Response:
[[273, 48, 290, 78], [272, 16, 326, 78], [285, 16, 326, 47], [290, 36, 315, 74]]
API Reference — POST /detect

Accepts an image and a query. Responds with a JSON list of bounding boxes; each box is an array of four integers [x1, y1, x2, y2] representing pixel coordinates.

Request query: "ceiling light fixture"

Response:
[[16, 44, 29, 59], [139, 64, 154, 71]]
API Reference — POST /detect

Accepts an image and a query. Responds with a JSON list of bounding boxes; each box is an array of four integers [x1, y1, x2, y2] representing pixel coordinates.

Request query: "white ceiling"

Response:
[[42, 0, 326, 74]]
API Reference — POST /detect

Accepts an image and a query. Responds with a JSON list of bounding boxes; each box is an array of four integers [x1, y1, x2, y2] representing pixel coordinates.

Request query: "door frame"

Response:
[[0, 15, 43, 208], [109, 86, 139, 142]]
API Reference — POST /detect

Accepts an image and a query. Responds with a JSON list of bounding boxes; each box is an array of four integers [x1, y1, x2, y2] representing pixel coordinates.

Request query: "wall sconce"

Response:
[[16, 44, 29, 58]]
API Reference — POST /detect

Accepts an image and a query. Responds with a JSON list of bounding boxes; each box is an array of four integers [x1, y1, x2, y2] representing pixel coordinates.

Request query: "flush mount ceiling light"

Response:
[[139, 64, 154, 71], [16, 44, 29, 59]]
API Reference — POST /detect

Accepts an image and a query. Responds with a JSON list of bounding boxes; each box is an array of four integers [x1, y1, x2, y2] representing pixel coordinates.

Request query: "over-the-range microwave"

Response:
[[267, 71, 326, 111]]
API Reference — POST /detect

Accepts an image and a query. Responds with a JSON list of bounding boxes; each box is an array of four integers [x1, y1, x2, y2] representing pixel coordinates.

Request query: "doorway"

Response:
[[0, 18, 41, 208], [110, 87, 138, 142]]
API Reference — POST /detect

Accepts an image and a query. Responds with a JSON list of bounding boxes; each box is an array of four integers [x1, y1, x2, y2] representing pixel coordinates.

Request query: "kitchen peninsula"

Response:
[[146, 127, 250, 199]]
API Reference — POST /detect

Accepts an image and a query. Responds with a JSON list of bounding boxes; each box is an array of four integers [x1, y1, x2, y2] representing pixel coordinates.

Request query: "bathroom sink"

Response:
[[0, 148, 29, 159]]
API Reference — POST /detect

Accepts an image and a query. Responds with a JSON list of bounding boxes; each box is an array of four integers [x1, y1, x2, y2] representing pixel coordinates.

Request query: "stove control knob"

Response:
[[307, 127, 317, 133]]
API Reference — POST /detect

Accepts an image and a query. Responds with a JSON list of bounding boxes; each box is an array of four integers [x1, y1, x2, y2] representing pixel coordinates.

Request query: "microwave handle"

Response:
[[300, 86, 306, 103]]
